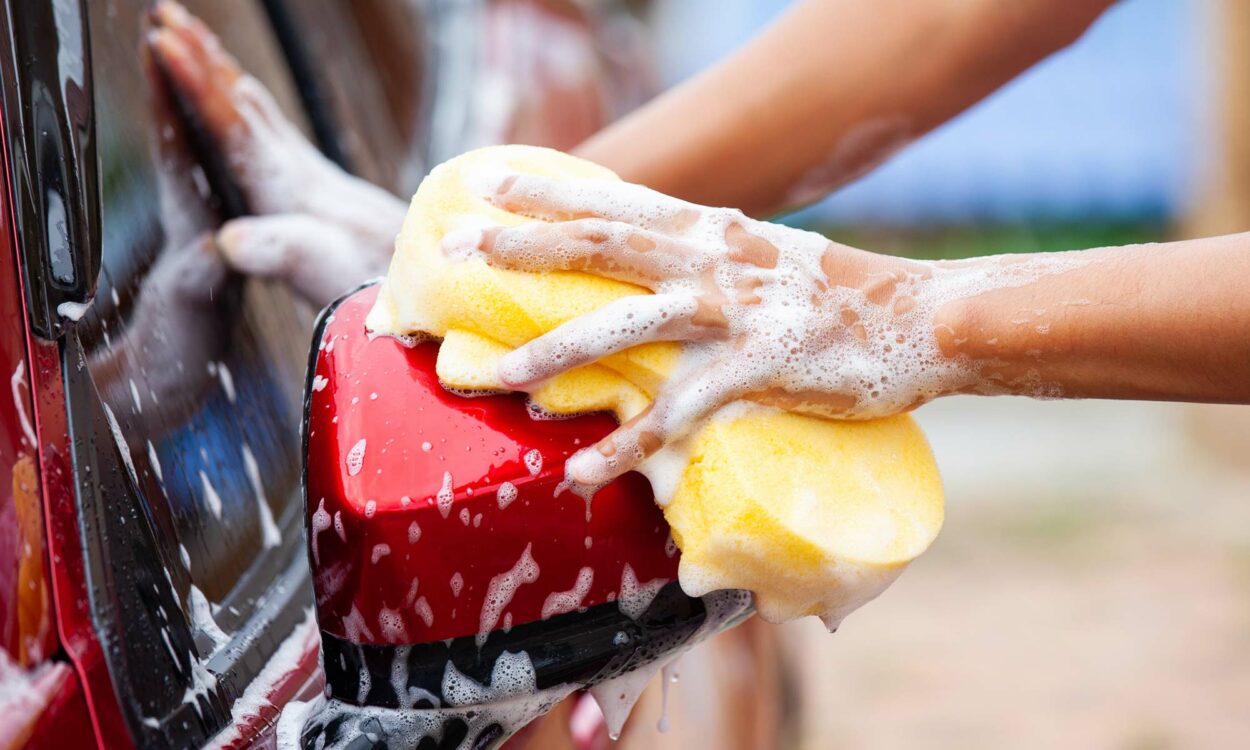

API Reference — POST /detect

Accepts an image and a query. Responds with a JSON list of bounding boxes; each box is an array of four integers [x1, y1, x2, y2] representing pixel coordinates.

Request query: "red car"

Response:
[[0, 0, 657, 747]]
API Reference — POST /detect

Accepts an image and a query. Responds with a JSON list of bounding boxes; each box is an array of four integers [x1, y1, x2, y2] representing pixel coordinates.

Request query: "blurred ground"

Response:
[[779, 398, 1250, 749]]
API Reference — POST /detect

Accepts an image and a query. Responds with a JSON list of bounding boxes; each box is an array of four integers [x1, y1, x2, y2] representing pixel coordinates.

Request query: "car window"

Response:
[[265, 0, 432, 195], [59, 0, 316, 742]]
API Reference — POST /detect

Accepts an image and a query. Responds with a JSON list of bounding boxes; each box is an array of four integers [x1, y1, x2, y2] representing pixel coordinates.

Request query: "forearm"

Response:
[[934, 236, 1250, 404], [576, 0, 1113, 216]]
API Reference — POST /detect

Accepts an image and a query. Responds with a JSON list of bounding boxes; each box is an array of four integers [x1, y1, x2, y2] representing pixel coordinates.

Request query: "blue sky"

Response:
[[652, 0, 1203, 224]]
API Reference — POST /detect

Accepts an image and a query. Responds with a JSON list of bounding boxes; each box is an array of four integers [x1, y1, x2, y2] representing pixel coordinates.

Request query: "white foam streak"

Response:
[[540, 567, 593, 620], [618, 563, 666, 620], [242, 443, 280, 548], [477, 544, 539, 647]]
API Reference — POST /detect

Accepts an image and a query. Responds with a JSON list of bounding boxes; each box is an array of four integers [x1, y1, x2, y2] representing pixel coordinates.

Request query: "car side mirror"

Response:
[[296, 283, 753, 747]]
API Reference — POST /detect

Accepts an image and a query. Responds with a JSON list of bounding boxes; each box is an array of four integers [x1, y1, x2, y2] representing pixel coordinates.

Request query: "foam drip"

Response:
[[345, 439, 367, 477], [540, 566, 593, 619], [589, 660, 658, 741], [618, 564, 666, 620], [477, 544, 540, 646], [287, 651, 577, 750], [187, 584, 228, 650]]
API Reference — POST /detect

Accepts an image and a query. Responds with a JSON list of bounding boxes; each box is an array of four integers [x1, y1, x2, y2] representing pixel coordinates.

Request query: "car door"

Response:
[[1, 0, 332, 746], [3, 0, 649, 746]]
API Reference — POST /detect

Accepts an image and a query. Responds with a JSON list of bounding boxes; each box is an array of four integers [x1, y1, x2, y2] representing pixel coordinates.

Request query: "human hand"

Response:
[[146, 1, 406, 306], [446, 173, 981, 487]]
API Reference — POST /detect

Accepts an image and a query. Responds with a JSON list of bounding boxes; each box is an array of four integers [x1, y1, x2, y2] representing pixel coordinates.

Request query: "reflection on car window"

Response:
[[265, 0, 431, 195], [77, 0, 312, 607]]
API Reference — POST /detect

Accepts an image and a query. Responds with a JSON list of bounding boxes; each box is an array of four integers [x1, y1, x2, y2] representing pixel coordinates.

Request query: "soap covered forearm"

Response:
[[932, 236, 1250, 404]]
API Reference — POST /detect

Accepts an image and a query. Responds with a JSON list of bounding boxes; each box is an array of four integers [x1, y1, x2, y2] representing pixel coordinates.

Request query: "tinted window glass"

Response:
[[83, 0, 308, 615], [265, 0, 431, 194], [60, 0, 316, 742]]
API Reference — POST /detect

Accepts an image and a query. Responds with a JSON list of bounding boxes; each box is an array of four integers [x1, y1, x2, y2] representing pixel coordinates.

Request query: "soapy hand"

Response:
[[147, 1, 407, 306], [450, 173, 974, 487]]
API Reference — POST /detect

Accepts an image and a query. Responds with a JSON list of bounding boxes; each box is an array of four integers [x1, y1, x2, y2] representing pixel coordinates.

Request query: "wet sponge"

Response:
[[367, 145, 944, 627]]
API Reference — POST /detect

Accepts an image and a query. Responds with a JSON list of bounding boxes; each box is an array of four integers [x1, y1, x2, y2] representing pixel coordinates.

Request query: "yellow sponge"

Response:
[[368, 145, 944, 627], [367, 145, 673, 413]]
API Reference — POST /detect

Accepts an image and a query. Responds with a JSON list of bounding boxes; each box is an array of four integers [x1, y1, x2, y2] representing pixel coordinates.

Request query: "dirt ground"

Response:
[[777, 398, 1250, 749]]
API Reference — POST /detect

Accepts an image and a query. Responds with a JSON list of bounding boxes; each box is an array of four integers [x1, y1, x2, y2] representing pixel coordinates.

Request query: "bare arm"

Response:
[[935, 236, 1250, 405], [576, 0, 1115, 216], [451, 172, 1250, 487]]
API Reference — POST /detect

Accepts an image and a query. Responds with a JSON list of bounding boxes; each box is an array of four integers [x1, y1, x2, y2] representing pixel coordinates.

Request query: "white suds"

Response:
[[311, 375, 329, 392], [214, 362, 236, 403], [378, 607, 408, 642], [413, 597, 434, 628], [477, 543, 539, 646], [57, 300, 91, 320], [310, 498, 331, 566], [346, 439, 367, 477], [129, 379, 143, 413], [208, 612, 316, 750], [147, 441, 164, 483], [541, 567, 593, 620], [436, 471, 455, 518], [199, 470, 223, 519], [658, 661, 679, 732], [589, 660, 663, 741], [497, 481, 518, 510], [444, 651, 534, 705], [101, 403, 139, 487], [342, 605, 375, 642], [523, 449, 542, 476], [242, 443, 280, 548], [618, 564, 666, 620], [188, 585, 229, 650], [10, 365, 36, 449]]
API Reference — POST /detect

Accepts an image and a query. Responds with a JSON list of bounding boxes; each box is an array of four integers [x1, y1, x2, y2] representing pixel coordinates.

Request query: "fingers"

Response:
[[499, 293, 709, 388], [565, 364, 746, 486], [489, 173, 705, 233], [147, 4, 245, 141], [155, 234, 230, 306], [148, 3, 326, 216], [217, 215, 387, 307], [446, 218, 699, 287]]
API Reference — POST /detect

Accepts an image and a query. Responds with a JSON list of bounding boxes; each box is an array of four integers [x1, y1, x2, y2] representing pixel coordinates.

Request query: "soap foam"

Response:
[[477, 543, 540, 647], [346, 438, 366, 477], [436, 471, 455, 518], [496, 481, 518, 509], [617, 563, 667, 620], [540, 566, 593, 620], [241, 443, 280, 548], [283, 590, 752, 748]]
